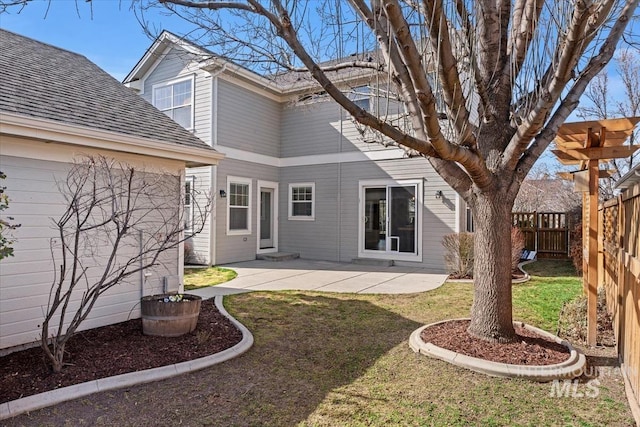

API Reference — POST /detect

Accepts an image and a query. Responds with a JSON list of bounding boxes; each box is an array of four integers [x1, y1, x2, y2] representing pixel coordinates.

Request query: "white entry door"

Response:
[[257, 181, 278, 253]]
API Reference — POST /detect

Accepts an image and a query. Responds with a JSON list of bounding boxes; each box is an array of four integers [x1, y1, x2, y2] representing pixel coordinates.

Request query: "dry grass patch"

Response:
[[183, 266, 237, 290]]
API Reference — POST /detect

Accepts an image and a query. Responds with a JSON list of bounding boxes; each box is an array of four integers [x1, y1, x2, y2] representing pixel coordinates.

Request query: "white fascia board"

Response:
[[0, 112, 225, 167], [201, 58, 282, 96], [123, 37, 168, 84], [216, 145, 406, 167]]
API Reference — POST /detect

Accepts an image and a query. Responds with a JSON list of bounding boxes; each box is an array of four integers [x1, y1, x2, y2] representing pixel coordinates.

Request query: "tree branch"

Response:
[[511, 0, 640, 176], [421, 0, 475, 146]]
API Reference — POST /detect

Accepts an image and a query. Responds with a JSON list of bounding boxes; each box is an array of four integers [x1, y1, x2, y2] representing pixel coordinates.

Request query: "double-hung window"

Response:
[[153, 77, 194, 130], [228, 177, 252, 234], [288, 183, 315, 220], [184, 176, 194, 232]]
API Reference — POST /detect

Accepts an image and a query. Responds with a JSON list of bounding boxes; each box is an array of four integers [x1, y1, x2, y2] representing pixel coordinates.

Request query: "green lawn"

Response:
[[23, 259, 630, 426], [195, 259, 631, 426], [183, 266, 237, 290], [513, 259, 582, 332]]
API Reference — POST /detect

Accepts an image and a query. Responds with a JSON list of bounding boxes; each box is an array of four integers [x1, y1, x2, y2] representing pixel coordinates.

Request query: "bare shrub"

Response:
[[41, 156, 210, 373], [442, 232, 474, 278]]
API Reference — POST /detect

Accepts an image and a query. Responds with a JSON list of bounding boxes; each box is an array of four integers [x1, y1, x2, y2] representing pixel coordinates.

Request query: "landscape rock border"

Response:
[[409, 318, 586, 382], [446, 260, 534, 284], [0, 295, 253, 421]]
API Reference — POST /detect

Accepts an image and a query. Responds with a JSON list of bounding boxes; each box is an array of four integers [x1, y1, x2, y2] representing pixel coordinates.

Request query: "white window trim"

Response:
[[151, 75, 196, 131], [227, 176, 252, 236], [288, 182, 315, 221], [184, 175, 195, 233], [357, 179, 423, 262], [256, 180, 279, 254]]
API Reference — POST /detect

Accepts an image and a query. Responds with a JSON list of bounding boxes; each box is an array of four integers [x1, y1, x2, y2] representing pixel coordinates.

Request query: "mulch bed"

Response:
[[420, 319, 570, 365], [0, 300, 242, 404]]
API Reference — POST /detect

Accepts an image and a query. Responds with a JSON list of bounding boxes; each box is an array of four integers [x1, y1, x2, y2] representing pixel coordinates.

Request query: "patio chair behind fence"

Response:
[[512, 212, 569, 259]]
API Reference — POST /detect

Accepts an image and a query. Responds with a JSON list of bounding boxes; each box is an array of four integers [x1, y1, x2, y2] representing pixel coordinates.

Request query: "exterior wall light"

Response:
[[435, 190, 443, 199], [219, 189, 227, 198]]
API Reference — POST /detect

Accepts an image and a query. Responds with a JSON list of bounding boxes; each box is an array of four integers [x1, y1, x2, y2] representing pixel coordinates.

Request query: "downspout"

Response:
[[338, 103, 343, 262], [139, 230, 145, 298], [208, 64, 226, 266]]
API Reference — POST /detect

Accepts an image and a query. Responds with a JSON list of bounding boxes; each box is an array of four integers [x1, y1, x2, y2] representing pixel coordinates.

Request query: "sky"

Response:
[[0, 0, 187, 81]]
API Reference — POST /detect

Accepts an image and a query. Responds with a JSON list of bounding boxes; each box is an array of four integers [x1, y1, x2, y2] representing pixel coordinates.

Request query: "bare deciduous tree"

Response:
[[137, 0, 638, 342], [42, 156, 209, 373]]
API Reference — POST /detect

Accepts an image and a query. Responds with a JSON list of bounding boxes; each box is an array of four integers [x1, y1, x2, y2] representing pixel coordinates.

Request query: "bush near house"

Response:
[[442, 232, 474, 278]]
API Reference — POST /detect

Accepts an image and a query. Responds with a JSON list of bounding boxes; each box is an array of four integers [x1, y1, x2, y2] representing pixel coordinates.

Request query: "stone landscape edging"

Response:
[[445, 259, 534, 284], [409, 318, 586, 382], [0, 295, 253, 421]]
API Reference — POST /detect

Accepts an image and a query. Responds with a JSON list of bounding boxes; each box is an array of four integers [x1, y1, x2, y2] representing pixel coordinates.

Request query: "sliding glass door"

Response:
[[361, 181, 420, 259]]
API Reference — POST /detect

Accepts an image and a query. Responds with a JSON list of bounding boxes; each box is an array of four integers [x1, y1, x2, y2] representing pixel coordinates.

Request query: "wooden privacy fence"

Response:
[[600, 187, 640, 410], [512, 212, 569, 258]]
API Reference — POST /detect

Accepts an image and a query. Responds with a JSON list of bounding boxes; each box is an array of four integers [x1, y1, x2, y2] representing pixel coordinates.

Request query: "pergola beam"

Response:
[[553, 117, 640, 347], [551, 145, 638, 162]]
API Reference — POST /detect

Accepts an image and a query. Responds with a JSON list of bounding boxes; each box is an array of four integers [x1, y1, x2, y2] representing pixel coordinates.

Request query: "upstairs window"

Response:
[[288, 183, 315, 220], [153, 77, 194, 129]]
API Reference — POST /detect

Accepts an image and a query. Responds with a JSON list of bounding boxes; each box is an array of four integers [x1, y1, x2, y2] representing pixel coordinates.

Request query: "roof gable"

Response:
[[124, 31, 380, 99], [0, 29, 213, 152]]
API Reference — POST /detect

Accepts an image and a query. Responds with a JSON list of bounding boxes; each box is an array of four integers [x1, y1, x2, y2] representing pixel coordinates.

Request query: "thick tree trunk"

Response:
[[467, 190, 516, 343]]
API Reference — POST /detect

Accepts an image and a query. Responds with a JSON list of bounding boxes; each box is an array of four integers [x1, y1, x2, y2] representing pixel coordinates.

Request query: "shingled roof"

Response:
[[0, 29, 212, 151]]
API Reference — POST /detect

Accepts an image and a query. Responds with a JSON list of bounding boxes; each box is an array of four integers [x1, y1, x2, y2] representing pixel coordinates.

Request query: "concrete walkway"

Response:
[[190, 259, 448, 299]]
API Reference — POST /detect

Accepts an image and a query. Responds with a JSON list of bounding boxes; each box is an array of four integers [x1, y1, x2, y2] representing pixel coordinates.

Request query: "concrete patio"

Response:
[[189, 259, 448, 299]]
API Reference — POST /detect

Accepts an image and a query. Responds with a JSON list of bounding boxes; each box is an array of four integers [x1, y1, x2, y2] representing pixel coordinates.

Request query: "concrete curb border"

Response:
[[0, 295, 253, 421], [409, 318, 586, 382]]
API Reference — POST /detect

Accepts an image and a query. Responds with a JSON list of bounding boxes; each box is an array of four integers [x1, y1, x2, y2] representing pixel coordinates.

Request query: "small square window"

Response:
[[289, 183, 315, 220]]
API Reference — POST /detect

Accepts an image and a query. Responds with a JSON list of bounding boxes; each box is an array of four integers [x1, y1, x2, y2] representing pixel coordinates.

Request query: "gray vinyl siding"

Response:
[[185, 166, 213, 264], [0, 155, 176, 350], [215, 158, 278, 265], [281, 99, 343, 157], [281, 97, 402, 158], [278, 165, 340, 261], [217, 79, 280, 157], [277, 157, 455, 270], [338, 158, 455, 271], [142, 46, 212, 146]]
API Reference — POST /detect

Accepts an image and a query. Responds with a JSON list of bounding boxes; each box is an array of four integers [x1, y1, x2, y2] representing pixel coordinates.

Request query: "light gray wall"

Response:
[[0, 155, 174, 350], [278, 164, 340, 261], [215, 158, 279, 265], [185, 166, 213, 265], [217, 79, 281, 157], [277, 157, 456, 271]]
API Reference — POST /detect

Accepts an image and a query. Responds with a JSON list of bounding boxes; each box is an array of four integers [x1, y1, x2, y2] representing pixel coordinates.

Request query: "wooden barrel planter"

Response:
[[141, 293, 202, 337]]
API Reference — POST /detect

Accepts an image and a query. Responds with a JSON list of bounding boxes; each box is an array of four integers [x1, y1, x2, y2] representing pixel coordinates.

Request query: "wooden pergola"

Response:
[[553, 116, 640, 346]]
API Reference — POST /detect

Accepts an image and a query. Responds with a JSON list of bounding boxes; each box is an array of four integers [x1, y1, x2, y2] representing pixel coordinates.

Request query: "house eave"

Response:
[[0, 112, 224, 167]]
